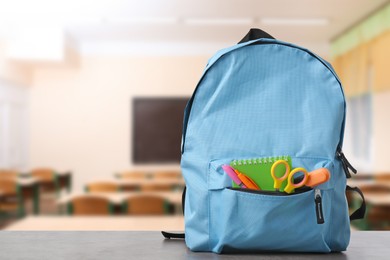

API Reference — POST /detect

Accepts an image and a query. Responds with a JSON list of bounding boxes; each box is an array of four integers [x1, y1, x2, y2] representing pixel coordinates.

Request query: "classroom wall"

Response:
[[0, 42, 32, 86], [0, 80, 29, 170], [343, 90, 390, 173], [332, 22, 390, 173], [372, 91, 390, 172], [29, 55, 208, 190], [0, 42, 31, 170]]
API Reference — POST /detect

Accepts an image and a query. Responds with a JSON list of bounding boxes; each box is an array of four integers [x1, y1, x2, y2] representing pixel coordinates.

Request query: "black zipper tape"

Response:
[[227, 186, 312, 196], [336, 147, 357, 178], [229, 187, 325, 225]]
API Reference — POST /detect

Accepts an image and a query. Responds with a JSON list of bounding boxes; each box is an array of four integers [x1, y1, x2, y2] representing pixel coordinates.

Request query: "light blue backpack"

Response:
[[162, 29, 366, 253]]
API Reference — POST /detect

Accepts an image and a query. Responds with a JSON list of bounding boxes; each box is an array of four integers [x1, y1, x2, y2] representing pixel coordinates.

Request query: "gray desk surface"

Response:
[[0, 231, 387, 260]]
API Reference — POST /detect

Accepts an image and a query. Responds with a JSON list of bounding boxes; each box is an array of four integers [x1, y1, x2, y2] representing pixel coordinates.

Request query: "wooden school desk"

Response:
[[56, 191, 183, 213], [100, 178, 185, 190], [17, 171, 72, 215], [57, 171, 72, 192], [19, 171, 72, 193], [57, 191, 182, 205], [16, 177, 40, 215], [0, 231, 388, 259]]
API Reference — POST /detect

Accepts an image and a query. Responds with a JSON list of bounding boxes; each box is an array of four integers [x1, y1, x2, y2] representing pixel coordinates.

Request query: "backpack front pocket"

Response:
[[208, 157, 333, 253]]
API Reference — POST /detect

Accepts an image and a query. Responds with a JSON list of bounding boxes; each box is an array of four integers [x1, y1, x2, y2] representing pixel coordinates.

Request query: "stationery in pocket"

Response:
[[230, 156, 292, 191]]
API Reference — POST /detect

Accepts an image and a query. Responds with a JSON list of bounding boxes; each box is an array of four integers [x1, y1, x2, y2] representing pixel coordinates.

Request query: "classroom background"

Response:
[[1, 0, 390, 231]]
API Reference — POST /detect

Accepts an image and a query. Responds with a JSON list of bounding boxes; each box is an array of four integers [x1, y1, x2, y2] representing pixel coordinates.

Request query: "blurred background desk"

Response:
[[57, 191, 183, 214], [0, 191, 3, 209], [0, 231, 389, 259], [58, 192, 182, 205], [111, 178, 185, 191], [57, 171, 72, 193], [16, 177, 40, 215]]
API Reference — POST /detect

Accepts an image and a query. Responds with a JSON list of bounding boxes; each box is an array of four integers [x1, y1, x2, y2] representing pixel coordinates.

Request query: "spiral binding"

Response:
[[232, 156, 289, 166]]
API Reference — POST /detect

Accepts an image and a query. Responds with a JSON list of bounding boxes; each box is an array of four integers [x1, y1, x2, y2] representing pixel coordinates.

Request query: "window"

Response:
[[346, 94, 372, 163]]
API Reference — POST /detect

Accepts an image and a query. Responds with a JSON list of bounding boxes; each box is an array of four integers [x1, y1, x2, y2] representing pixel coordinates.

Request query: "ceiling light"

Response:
[[261, 18, 329, 26], [185, 18, 254, 26]]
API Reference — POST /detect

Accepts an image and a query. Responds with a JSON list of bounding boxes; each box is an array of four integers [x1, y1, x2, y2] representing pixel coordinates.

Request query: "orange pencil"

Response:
[[233, 169, 261, 190]]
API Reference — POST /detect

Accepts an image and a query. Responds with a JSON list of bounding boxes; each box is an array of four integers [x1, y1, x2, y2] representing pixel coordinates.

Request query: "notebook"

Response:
[[230, 156, 292, 191]]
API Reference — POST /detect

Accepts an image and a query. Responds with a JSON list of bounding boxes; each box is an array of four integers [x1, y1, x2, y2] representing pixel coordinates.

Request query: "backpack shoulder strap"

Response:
[[161, 186, 186, 239], [161, 231, 185, 239]]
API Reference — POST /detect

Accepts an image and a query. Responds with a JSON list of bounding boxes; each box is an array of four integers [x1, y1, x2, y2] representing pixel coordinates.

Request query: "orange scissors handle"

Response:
[[271, 160, 290, 190], [284, 167, 309, 194]]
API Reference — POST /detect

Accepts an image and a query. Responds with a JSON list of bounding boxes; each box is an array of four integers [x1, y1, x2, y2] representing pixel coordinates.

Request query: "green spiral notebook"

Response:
[[230, 156, 292, 191]]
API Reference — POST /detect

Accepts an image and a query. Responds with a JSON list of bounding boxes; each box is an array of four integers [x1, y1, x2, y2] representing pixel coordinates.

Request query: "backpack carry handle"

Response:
[[238, 28, 275, 44]]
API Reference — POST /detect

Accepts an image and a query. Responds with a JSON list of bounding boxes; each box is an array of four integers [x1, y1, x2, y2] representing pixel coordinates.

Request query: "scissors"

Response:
[[271, 160, 308, 194]]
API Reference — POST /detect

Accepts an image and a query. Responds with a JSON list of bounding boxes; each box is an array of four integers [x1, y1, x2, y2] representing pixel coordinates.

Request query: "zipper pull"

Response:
[[314, 189, 325, 224], [336, 147, 357, 178]]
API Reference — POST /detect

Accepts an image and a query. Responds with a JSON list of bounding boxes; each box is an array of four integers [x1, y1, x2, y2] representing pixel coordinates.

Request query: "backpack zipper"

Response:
[[229, 187, 325, 224], [227, 186, 312, 196], [314, 189, 324, 224], [336, 146, 357, 178]]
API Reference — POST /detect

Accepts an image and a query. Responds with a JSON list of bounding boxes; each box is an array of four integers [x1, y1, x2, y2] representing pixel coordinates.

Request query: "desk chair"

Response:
[[359, 185, 390, 194], [67, 196, 113, 215], [85, 182, 120, 192], [0, 179, 24, 218], [374, 173, 390, 183], [0, 169, 19, 179], [31, 168, 60, 196], [122, 195, 171, 215], [366, 205, 390, 230]]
